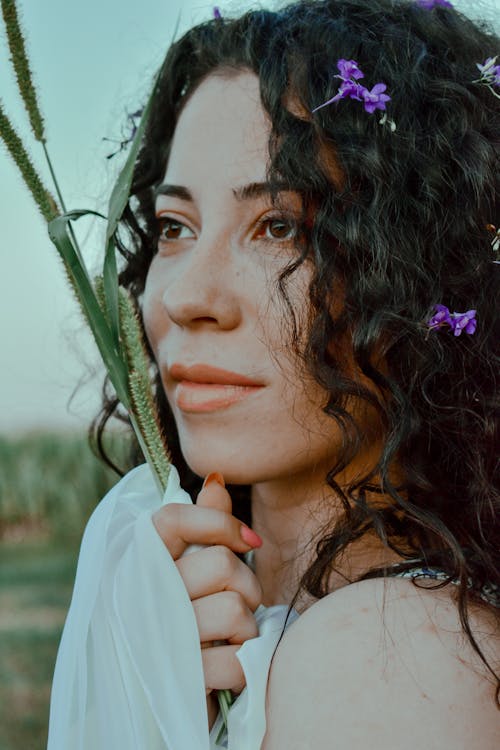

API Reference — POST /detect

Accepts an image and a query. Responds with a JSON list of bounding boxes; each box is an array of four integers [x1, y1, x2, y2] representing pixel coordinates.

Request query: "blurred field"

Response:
[[0, 431, 132, 750]]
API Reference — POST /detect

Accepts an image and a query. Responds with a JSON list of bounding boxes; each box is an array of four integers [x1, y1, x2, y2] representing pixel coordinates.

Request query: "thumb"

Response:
[[196, 472, 232, 515], [180, 473, 232, 559]]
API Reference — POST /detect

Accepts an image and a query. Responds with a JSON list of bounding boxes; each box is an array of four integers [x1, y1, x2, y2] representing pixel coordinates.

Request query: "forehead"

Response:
[[164, 71, 271, 190]]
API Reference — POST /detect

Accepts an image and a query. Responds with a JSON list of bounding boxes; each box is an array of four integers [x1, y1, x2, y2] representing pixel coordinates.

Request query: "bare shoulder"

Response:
[[262, 577, 499, 750]]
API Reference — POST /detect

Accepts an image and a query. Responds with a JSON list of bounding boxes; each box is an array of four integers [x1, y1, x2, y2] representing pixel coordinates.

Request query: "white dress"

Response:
[[47, 463, 299, 750]]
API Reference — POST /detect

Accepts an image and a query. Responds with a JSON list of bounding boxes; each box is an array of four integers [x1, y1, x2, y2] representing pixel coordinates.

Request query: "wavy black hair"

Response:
[[92, 0, 500, 698]]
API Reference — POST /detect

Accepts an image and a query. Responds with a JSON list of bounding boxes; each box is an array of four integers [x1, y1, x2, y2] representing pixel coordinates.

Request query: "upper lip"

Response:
[[169, 363, 264, 387]]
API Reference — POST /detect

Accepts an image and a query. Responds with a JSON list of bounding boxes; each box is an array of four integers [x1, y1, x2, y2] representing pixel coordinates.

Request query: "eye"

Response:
[[157, 217, 195, 242], [255, 216, 298, 242]]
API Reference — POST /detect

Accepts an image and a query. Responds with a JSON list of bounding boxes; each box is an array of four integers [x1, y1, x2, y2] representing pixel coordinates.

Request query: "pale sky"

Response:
[[1, 0, 498, 434]]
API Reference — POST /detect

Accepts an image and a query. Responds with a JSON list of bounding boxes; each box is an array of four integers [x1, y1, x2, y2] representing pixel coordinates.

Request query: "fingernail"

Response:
[[240, 526, 263, 548], [202, 472, 225, 488]]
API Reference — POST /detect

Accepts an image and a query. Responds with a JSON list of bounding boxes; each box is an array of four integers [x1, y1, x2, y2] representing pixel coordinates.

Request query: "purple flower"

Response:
[[335, 78, 366, 102], [312, 79, 365, 112], [361, 83, 391, 113], [336, 59, 365, 81], [312, 58, 391, 116], [416, 0, 453, 9], [476, 57, 500, 88], [427, 304, 452, 330], [213, 6, 222, 19], [427, 304, 477, 336], [449, 310, 477, 336]]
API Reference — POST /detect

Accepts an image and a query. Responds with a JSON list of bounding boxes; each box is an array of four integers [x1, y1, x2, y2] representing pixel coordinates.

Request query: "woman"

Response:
[[49, 1, 499, 748]]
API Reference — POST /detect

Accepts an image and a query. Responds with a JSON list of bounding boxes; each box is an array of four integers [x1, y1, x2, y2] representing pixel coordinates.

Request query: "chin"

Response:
[[181, 448, 254, 485], [177, 430, 272, 485], [177, 430, 331, 488]]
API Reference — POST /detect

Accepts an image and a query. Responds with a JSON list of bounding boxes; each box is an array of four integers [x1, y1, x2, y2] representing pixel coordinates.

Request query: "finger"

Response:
[[192, 591, 259, 644], [201, 643, 247, 694], [175, 545, 262, 611], [152, 503, 258, 560], [196, 473, 232, 515]]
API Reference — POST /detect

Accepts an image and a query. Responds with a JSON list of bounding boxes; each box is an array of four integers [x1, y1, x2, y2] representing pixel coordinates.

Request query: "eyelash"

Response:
[[156, 217, 194, 242], [253, 215, 299, 242], [156, 214, 300, 246]]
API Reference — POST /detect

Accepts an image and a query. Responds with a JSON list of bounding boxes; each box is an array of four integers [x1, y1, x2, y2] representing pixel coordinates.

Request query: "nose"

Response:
[[161, 232, 242, 330]]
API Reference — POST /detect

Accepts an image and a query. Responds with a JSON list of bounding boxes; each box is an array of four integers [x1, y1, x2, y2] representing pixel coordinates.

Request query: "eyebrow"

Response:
[[154, 181, 294, 202]]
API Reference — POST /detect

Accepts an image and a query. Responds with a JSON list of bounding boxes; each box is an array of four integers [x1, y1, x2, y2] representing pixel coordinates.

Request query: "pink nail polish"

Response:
[[240, 526, 263, 548]]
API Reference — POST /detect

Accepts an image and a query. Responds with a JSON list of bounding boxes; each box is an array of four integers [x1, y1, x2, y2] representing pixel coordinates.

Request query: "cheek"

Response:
[[262, 264, 312, 355], [142, 262, 167, 356]]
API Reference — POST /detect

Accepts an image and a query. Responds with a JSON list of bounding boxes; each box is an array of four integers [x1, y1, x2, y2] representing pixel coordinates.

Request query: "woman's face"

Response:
[[143, 72, 351, 485]]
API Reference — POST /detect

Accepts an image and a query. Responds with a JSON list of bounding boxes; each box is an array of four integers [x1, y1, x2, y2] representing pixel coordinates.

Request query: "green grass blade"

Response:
[[52, 207, 105, 269], [102, 77, 160, 357], [102, 75, 160, 352], [216, 689, 234, 744], [103, 236, 121, 352], [105, 73, 159, 242], [48, 212, 130, 409]]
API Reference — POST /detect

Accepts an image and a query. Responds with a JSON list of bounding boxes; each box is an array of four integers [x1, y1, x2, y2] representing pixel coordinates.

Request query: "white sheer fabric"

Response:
[[48, 464, 298, 750]]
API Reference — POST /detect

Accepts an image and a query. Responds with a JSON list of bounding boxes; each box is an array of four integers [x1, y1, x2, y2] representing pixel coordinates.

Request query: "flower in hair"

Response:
[[476, 57, 500, 88], [450, 310, 477, 336], [427, 304, 477, 336], [427, 304, 452, 329], [361, 83, 391, 114], [416, 0, 453, 9], [312, 59, 391, 115], [336, 59, 364, 81], [213, 6, 222, 19]]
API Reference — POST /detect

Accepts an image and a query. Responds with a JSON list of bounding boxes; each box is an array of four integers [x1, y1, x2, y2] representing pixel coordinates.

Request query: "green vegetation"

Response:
[[0, 431, 132, 750], [0, 431, 132, 541]]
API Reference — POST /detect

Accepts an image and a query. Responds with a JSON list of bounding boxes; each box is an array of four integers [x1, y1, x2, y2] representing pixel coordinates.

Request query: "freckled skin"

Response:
[[143, 73, 362, 489]]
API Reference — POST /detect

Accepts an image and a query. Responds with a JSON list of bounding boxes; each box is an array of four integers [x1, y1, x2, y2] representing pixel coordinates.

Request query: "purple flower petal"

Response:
[[450, 310, 477, 336], [417, 0, 453, 9], [340, 79, 365, 100], [362, 83, 391, 113], [476, 56, 500, 89], [427, 304, 452, 329], [478, 57, 496, 72], [337, 59, 365, 81], [312, 80, 365, 112], [464, 318, 477, 335], [213, 6, 222, 19]]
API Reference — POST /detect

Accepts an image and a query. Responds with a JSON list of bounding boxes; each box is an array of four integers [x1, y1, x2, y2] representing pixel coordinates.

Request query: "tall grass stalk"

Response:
[[0, 103, 57, 221], [1, 0, 45, 141], [1, 0, 76, 231]]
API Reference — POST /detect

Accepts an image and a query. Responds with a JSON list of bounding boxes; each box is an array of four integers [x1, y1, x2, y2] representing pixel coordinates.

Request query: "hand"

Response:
[[152, 473, 263, 702]]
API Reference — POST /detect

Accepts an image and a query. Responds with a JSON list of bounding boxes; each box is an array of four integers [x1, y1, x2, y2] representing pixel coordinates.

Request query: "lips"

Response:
[[168, 363, 265, 413], [169, 363, 264, 387]]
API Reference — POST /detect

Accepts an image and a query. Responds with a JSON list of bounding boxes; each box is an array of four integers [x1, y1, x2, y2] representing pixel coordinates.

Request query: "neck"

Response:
[[250, 472, 330, 609], [250, 459, 403, 611]]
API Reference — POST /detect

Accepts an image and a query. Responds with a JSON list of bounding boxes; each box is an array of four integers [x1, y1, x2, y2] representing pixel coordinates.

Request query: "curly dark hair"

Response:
[[92, 0, 500, 698]]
